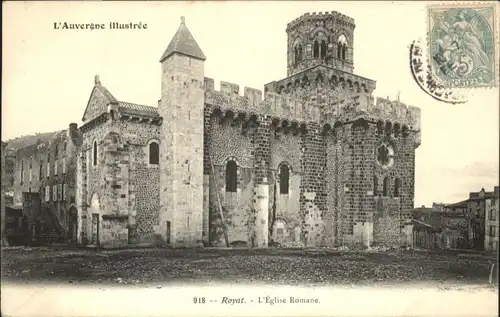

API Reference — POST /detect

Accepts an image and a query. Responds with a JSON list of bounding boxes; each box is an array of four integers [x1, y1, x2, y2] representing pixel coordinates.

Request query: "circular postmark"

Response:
[[409, 39, 467, 104]]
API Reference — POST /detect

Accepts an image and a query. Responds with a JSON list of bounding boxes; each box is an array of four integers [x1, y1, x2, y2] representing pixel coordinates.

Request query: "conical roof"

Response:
[[159, 16, 206, 62]]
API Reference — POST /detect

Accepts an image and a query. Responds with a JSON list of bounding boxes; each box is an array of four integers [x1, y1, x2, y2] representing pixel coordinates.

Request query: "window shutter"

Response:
[[52, 185, 57, 201], [54, 160, 58, 175], [63, 158, 67, 174], [45, 186, 50, 202]]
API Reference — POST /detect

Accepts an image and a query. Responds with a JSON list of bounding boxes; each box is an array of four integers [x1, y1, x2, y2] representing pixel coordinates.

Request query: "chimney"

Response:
[[68, 123, 78, 139]]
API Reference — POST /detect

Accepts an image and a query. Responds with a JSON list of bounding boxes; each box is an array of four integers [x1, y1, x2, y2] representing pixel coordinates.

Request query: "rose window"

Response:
[[377, 143, 394, 168]]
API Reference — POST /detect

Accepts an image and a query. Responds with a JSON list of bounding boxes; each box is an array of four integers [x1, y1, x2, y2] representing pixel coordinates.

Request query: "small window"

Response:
[[52, 185, 57, 201], [55, 144, 59, 159], [337, 34, 347, 59], [490, 226, 497, 237], [298, 45, 302, 61], [92, 141, 98, 166], [383, 177, 389, 196], [45, 186, 50, 202], [20, 160, 24, 184], [225, 160, 237, 192], [39, 162, 43, 181], [394, 178, 402, 197], [321, 40, 327, 58], [313, 40, 319, 58], [373, 176, 378, 196], [149, 142, 159, 165], [489, 209, 497, 221], [279, 164, 290, 194]]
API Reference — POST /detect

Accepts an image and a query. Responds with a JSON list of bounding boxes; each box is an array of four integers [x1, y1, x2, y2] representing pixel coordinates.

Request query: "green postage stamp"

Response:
[[428, 3, 498, 88]]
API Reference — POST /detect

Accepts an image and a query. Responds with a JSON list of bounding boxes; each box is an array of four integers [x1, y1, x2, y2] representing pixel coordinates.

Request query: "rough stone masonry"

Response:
[[12, 11, 421, 249]]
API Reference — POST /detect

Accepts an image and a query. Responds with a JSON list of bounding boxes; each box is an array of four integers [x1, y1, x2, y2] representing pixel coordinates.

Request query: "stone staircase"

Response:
[[36, 208, 66, 244]]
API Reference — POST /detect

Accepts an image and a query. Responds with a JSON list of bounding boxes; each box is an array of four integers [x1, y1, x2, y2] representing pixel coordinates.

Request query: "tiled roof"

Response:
[[159, 17, 206, 62], [444, 200, 469, 208], [118, 101, 159, 117], [411, 219, 438, 231], [5, 131, 58, 150]]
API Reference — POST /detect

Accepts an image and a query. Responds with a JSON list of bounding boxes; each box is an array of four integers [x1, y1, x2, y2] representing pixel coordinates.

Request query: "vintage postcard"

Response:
[[1, 1, 499, 317]]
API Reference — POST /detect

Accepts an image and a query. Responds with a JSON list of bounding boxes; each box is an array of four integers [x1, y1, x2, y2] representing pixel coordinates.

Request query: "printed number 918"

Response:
[[193, 297, 206, 304]]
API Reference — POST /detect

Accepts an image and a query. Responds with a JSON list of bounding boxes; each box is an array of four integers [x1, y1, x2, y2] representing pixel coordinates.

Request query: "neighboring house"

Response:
[[466, 187, 499, 251], [483, 187, 499, 252], [10, 125, 82, 244], [414, 187, 499, 252]]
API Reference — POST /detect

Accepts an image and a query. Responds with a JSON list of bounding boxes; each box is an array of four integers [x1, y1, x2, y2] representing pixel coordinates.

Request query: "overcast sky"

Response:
[[2, 1, 499, 207]]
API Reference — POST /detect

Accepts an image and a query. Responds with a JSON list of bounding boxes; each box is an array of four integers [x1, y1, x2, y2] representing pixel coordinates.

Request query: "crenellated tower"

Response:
[[286, 11, 355, 77], [158, 17, 206, 247]]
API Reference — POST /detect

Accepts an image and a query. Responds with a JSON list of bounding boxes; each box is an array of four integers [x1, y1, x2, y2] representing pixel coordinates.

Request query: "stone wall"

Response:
[[299, 123, 326, 247], [79, 117, 110, 245], [118, 120, 161, 245], [268, 129, 302, 246]]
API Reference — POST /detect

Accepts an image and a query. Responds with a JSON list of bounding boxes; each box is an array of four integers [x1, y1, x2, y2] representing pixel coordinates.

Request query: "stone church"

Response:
[[12, 11, 421, 249]]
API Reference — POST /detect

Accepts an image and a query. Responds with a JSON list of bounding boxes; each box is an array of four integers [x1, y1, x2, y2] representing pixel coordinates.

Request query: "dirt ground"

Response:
[[1, 246, 497, 288]]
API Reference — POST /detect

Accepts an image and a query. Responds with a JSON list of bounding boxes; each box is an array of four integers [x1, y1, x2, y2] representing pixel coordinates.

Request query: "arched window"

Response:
[[373, 176, 378, 196], [320, 40, 327, 58], [337, 34, 347, 60], [279, 164, 290, 194], [226, 160, 237, 192], [149, 142, 159, 165], [92, 141, 98, 166], [294, 46, 298, 64], [298, 45, 302, 61], [383, 177, 389, 196], [394, 178, 402, 197], [313, 41, 319, 58]]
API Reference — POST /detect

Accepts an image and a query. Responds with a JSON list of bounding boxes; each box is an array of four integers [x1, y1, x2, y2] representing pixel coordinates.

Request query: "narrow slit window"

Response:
[[93, 141, 98, 166], [279, 164, 290, 194], [383, 177, 389, 197], [225, 160, 237, 192], [313, 41, 319, 58], [394, 178, 402, 197], [321, 40, 327, 58]]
